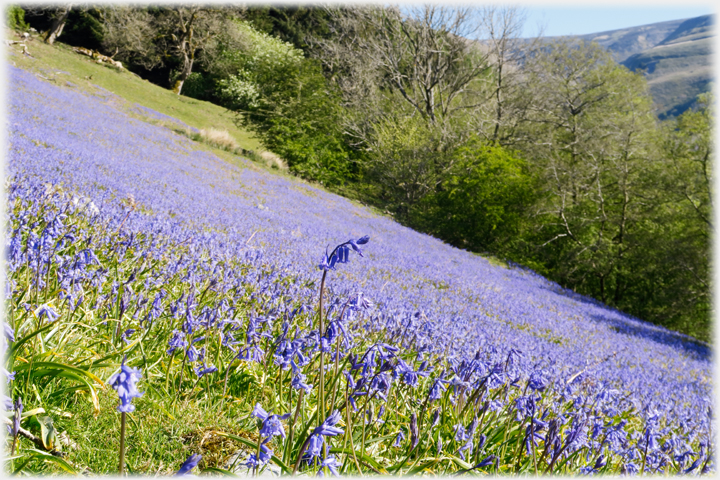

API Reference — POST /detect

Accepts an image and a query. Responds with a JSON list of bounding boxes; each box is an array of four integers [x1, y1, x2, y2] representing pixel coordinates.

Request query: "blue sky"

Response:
[[518, 4, 716, 38]]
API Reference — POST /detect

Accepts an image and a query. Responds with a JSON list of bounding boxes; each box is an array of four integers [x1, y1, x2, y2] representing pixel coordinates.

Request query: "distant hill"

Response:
[[540, 15, 715, 119]]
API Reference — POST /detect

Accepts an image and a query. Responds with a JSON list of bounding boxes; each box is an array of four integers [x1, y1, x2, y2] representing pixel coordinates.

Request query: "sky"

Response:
[[519, 4, 716, 38]]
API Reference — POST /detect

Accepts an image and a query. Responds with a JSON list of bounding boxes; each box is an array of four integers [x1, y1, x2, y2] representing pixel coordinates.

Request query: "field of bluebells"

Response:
[[3, 63, 714, 476]]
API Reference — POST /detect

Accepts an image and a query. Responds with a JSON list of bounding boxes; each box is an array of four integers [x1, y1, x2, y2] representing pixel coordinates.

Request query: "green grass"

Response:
[[6, 31, 261, 152]]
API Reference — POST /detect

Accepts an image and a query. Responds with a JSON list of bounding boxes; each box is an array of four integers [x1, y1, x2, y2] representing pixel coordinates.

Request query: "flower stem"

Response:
[[318, 269, 327, 425], [119, 411, 126, 475]]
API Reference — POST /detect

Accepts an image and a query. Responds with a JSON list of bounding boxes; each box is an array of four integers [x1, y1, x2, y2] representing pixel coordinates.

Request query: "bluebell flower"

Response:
[[458, 439, 473, 461], [313, 410, 344, 437], [176, 453, 202, 476], [245, 444, 273, 469], [304, 434, 325, 464], [428, 375, 448, 402], [476, 454, 496, 468], [194, 363, 218, 378], [3, 323, 15, 342], [253, 403, 290, 440], [318, 236, 370, 271], [317, 454, 341, 477], [108, 356, 143, 412], [36, 303, 60, 322], [3, 368, 16, 384], [167, 330, 188, 355], [13, 397, 22, 437], [121, 329, 136, 344], [431, 409, 441, 428]]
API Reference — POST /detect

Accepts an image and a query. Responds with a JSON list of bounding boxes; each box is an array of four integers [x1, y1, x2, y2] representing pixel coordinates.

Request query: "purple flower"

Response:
[[176, 453, 202, 476], [317, 454, 341, 477], [36, 304, 60, 322], [3, 323, 15, 342], [304, 434, 325, 464], [121, 328, 136, 344], [108, 356, 143, 412], [318, 236, 370, 271], [313, 410, 344, 437], [476, 454, 496, 468], [245, 444, 273, 469], [253, 403, 290, 440], [167, 330, 188, 355], [13, 397, 23, 437], [194, 363, 218, 378]]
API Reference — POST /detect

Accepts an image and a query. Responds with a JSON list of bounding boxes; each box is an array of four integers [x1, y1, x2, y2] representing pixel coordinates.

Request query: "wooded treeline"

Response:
[[12, 5, 713, 341]]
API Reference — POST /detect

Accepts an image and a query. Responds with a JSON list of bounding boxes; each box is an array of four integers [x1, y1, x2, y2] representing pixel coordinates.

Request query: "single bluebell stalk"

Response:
[[176, 453, 202, 476], [313, 410, 344, 437], [393, 430, 406, 448], [108, 356, 143, 474], [252, 403, 290, 440], [315, 236, 370, 430], [245, 444, 273, 470], [36, 303, 60, 322]]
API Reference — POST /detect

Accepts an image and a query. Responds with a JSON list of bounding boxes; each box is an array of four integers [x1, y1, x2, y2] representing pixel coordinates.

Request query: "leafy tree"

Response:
[[517, 40, 661, 307], [215, 21, 355, 185], [242, 6, 333, 53], [411, 139, 537, 255]]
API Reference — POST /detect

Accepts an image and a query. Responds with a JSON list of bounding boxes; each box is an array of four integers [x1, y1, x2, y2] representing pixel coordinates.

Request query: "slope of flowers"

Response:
[[4, 65, 713, 475]]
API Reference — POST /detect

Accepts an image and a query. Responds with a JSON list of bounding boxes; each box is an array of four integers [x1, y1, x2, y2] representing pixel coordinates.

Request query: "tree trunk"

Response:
[[45, 6, 72, 45], [172, 50, 194, 95]]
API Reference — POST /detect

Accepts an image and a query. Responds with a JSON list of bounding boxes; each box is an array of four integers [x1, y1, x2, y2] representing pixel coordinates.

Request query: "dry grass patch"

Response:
[[199, 128, 240, 152], [259, 150, 287, 170]]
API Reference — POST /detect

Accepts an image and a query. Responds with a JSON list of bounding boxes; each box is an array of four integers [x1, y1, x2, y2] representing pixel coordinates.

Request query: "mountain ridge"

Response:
[[536, 14, 715, 119]]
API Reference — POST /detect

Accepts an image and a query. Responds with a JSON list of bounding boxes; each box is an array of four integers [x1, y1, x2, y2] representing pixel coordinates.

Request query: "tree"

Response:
[[7, 5, 30, 31], [215, 21, 354, 185], [518, 40, 661, 307], [472, 6, 541, 146], [44, 4, 72, 44], [318, 5, 490, 144], [411, 139, 536, 255], [101, 6, 242, 94]]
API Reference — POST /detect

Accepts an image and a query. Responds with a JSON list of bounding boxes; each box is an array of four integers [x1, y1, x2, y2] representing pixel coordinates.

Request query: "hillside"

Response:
[[541, 14, 715, 118], [621, 15, 714, 119], [4, 30, 713, 475]]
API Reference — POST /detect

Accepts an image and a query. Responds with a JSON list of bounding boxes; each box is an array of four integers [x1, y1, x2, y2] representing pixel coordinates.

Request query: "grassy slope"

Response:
[[6, 33, 262, 152]]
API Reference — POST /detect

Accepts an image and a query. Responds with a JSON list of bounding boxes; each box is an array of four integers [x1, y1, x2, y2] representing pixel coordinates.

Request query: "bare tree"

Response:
[[474, 6, 542, 145], [101, 6, 241, 95], [320, 6, 489, 126], [101, 7, 161, 70]]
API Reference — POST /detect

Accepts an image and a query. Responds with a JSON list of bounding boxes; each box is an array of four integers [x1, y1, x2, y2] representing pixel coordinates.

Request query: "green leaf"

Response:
[[329, 446, 387, 474], [7, 323, 54, 356], [405, 457, 442, 475], [39, 415, 56, 450]]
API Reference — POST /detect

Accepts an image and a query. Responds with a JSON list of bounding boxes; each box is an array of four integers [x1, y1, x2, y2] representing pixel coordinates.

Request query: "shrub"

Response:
[[6, 5, 29, 31]]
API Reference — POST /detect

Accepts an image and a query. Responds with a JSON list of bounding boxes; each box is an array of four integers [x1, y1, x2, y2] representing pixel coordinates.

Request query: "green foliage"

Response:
[[6, 5, 29, 31], [215, 21, 355, 186], [411, 139, 536, 256], [59, 8, 105, 51], [362, 113, 445, 216], [242, 6, 333, 53]]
